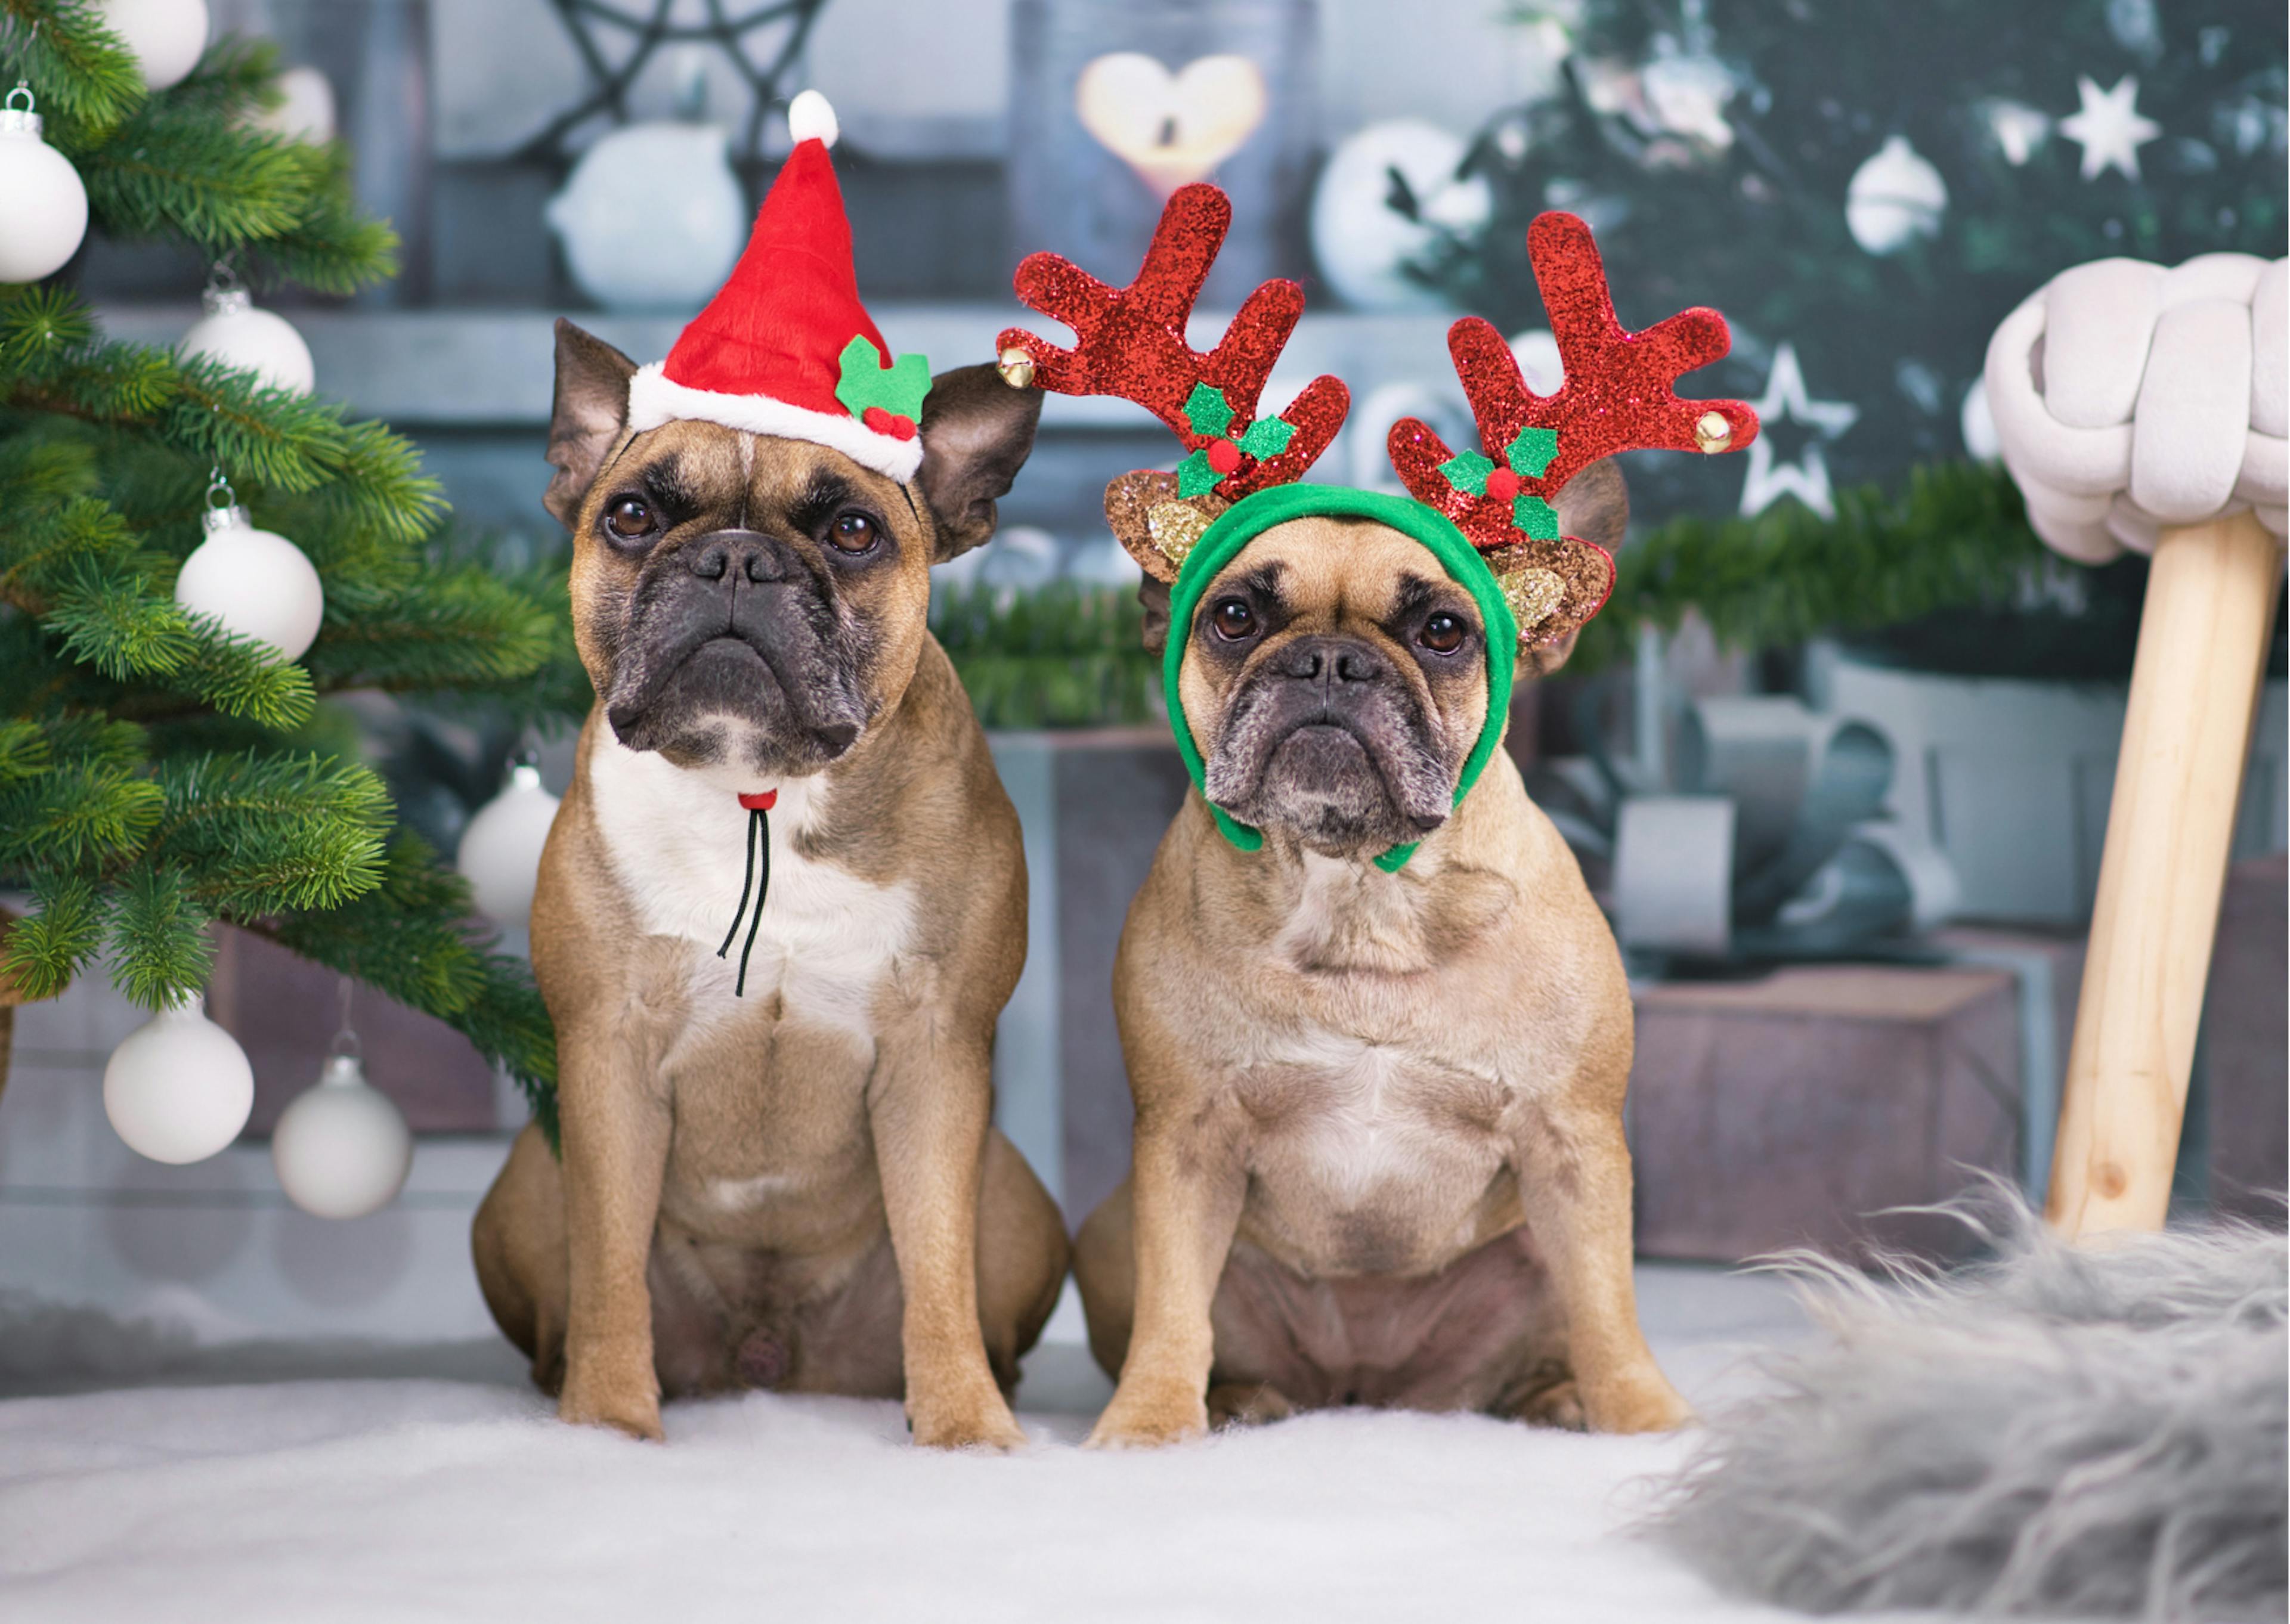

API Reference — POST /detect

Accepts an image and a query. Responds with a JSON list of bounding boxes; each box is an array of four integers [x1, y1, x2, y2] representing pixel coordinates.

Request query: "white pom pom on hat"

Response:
[[787, 89, 838, 149]]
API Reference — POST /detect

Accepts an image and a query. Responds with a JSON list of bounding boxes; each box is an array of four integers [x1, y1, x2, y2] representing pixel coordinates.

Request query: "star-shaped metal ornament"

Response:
[[1737, 343, 1858, 519], [2058, 73, 2162, 182]]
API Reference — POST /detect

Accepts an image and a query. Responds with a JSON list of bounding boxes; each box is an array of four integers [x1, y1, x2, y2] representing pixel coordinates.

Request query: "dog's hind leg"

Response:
[[472, 1123, 571, 1396], [1207, 1382, 1295, 1429]]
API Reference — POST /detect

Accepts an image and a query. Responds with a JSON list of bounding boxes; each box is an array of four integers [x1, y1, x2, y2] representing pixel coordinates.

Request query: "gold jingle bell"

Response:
[[997, 346, 1036, 389], [1693, 411, 1732, 454]]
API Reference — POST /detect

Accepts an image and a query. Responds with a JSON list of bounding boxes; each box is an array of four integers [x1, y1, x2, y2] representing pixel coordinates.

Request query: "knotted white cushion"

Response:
[[1983, 252, 2286, 562]]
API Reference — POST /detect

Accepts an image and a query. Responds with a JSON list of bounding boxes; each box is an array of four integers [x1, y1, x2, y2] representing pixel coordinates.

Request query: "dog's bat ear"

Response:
[[545, 319, 637, 531], [1515, 457, 1627, 680], [916, 363, 1043, 562], [1137, 573, 1172, 656], [1555, 455, 1627, 562]]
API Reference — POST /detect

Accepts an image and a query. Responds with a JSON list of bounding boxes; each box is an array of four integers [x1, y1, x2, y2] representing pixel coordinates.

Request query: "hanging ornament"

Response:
[[174, 470, 325, 663], [180, 266, 315, 396], [271, 981, 413, 1220], [252, 64, 335, 144], [1845, 135, 1947, 255], [0, 82, 89, 284], [97, 0, 209, 92], [1639, 47, 1737, 151], [104, 993, 254, 1164], [2057, 74, 2161, 181], [455, 760, 561, 926], [1980, 99, 2052, 167], [1738, 343, 1859, 519], [1310, 120, 1487, 312]]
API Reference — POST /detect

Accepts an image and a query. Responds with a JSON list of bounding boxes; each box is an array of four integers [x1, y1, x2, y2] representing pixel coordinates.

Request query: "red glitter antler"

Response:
[[998, 184, 1348, 511], [1388, 211, 1757, 643]]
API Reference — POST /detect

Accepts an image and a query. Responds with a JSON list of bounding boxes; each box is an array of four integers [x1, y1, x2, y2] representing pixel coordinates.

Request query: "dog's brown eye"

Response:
[[1212, 599, 1258, 640], [829, 512, 876, 554], [605, 497, 652, 540], [1419, 612, 1466, 653]]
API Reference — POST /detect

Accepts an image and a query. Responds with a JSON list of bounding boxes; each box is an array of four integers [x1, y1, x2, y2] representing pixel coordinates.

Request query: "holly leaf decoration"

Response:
[[834, 336, 933, 425], [1183, 383, 1235, 439], [1176, 449, 1223, 498], [1514, 495, 1560, 540], [1438, 450, 1496, 497], [1506, 426, 1558, 478], [1236, 416, 1294, 458]]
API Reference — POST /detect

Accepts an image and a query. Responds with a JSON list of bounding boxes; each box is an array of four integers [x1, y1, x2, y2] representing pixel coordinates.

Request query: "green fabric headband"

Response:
[[1161, 484, 1520, 873]]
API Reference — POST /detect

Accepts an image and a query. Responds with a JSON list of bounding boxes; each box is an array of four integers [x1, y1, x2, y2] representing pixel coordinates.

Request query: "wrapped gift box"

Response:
[[1627, 965, 2023, 1263]]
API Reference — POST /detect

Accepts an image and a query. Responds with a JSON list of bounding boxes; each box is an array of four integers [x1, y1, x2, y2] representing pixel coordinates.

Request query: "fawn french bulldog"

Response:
[[995, 186, 1756, 1446], [472, 99, 1068, 1450]]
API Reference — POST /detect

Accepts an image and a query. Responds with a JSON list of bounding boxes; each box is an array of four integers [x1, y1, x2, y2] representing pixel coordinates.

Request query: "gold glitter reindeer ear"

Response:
[[997, 183, 1350, 582], [1387, 211, 1760, 647]]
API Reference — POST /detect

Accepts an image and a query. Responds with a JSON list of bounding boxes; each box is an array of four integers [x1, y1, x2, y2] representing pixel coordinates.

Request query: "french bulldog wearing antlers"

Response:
[[472, 94, 1067, 1451], [997, 185, 1757, 1446]]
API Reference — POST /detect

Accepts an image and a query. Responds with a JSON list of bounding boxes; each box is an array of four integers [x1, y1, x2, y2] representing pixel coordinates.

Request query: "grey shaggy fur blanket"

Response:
[[1650, 1192, 2286, 1620]]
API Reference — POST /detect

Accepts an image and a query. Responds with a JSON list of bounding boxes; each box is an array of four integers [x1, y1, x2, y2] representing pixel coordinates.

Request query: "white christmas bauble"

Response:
[[104, 994, 253, 1164], [1311, 120, 1478, 312], [456, 764, 561, 925], [175, 503, 324, 662], [99, 0, 210, 92], [545, 122, 745, 312], [253, 64, 335, 144], [0, 97, 89, 283], [181, 286, 315, 395], [1845, 134, 1947, 256], [271, 1053, 413, 1219], [1508, 328, 1565, 395]]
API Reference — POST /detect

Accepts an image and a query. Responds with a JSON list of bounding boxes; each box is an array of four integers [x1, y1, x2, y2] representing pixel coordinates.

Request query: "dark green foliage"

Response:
[[1573, 460, 2052, 672], [932, 581, 1160, 730], [0, 1, 574, 1120], [1437, 2, 2286, 522]]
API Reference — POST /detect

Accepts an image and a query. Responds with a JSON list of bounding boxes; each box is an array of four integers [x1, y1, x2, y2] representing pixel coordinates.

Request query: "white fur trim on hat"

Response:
[[626, 362, 924, 483], [787, 89, 838, 149]]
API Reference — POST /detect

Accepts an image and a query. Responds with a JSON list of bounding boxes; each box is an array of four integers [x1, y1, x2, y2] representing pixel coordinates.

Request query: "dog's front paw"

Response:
[[908, 1383, 1028, 1452], [1086, 1376, 1208, 1449], [558, 1363, 664, 1441], [1581, 1366, 1692, 1434]]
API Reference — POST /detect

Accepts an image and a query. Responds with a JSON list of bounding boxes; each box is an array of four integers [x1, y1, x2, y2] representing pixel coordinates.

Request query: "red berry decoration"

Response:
[[1484, 467, 1522, 501], [862, 406, 919, 441], [1207, 438, 1243, 475]]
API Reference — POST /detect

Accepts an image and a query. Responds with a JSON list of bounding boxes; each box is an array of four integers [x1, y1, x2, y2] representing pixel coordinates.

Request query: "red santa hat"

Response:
[[624, 90, 931, 483]]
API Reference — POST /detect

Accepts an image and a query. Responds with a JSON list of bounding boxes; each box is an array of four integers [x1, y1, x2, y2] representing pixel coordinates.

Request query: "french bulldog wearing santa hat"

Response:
[[472, 92, 1068, 1451]]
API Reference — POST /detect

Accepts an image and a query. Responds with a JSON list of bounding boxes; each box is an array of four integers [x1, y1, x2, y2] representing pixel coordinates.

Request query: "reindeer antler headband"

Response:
[[1390, 210, 1759, 647], [995, 183, 1351, 577], [998, 188, 1756, 866]]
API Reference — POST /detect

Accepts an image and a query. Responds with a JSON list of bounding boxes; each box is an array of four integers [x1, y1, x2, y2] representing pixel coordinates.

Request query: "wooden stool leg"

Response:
[[2047, 510, 2283, 1239]]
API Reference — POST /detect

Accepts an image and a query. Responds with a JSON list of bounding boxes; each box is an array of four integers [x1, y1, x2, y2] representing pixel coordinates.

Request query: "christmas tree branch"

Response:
[[0, 0, 141, 135], [261, 835, 560, 1144]]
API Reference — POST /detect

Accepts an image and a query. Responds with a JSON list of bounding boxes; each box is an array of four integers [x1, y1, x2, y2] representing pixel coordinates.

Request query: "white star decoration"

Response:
[[1738, 343, 1858, 519], [2059, 74, 2161, 181]]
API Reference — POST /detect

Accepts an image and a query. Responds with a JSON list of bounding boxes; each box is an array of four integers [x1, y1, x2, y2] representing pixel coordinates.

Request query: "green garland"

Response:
[[932, 580, 1158, 730], [1570, 460, 2052, 674]]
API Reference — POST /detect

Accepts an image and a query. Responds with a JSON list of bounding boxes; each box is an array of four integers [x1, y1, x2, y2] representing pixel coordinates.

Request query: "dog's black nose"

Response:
[[685, 531, 791, 585], [1277, 636, 1387, 686]]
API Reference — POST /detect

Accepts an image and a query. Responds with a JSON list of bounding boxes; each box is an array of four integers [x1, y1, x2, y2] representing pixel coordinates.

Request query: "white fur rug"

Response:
[[1653, 1200, 2288, 1622], [0, 1267, 1810, 1624]]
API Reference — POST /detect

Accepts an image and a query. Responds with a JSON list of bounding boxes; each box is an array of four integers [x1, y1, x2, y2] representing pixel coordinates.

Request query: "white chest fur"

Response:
[[584, 730, 915, 1039], [1254, 1026, 1430, 1200]]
